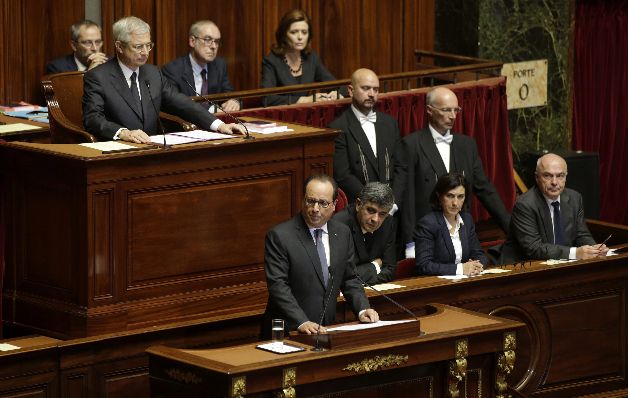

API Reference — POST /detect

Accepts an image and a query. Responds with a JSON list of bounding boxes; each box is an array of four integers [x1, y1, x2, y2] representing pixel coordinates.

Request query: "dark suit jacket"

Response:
[[263, 214, 370, 336], [82, 58, 217, 140], [394, 128, 511, 244], [46, 54, 78, 74], [333, 205, 397, 284], [260, 51, 337, 106], [161, 55, 234, 96], [330, 108, 401, 203], [500, 186, 595, 263], [414, 211, 487, 275]]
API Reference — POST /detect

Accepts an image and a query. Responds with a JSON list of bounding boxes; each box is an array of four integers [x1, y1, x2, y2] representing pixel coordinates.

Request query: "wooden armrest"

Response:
[[159, 112, 196, 132]]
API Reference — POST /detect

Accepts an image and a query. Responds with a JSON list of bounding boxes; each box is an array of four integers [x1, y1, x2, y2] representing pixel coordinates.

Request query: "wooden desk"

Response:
[[147, 304, 524, 398], [0, 114, 50, 142], [0, 120, 337, 339], [351, 249, 628, 398]]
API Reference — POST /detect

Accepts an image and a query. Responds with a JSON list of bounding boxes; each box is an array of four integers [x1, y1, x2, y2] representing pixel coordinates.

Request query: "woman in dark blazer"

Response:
[[414, 173, 487, 276], [260, 9, 341, 106]]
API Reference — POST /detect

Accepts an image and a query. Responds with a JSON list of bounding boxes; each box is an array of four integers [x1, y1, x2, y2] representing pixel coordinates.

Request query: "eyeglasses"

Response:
[[123, 42, 154, 53], [537, 172, 567, 181], [76, 39, 103, 48], [429, 105, 463, 114], [193, 35, 221, 47], [304, 198, 334, 209]]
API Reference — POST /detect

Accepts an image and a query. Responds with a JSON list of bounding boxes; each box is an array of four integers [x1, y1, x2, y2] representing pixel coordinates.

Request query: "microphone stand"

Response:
[[144, 81, 169, 150], [312, 270, 334, 351], [353, 263, 419, 324], [182, 78, 253, 140]]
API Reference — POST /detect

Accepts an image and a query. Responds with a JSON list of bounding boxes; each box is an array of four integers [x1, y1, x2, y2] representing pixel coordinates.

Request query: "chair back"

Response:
[[42, 71, 96, 143], [334, 188, 349, 213], [395, 258, 415, 279]]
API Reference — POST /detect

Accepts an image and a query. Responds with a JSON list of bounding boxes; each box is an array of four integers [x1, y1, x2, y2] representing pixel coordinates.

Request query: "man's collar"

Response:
[[189, 53, 207, 74], [74, 55, 87, 71], [429, 123, 450, 138], [117, 58, 138, 80], [351, 104, 375, 120]]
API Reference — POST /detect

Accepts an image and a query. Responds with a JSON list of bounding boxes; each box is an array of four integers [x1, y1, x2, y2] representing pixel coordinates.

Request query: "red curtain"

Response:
[[234, 77, 516, 222], [573, 0, 628, 224]]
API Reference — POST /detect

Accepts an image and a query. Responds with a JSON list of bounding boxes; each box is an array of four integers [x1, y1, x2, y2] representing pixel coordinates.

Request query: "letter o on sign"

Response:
[[519, 84, 529, 100]]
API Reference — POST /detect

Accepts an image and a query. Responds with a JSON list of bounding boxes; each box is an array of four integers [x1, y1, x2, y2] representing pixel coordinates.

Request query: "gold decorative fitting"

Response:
[[448, 339, 469, 398], [504, 331, 516, 351], [231, 376, 246, 398], [455, 339, 469, 358], [275, 367, 296, 398], [164, 368, 202, 384], [342, 354, 408, 373]]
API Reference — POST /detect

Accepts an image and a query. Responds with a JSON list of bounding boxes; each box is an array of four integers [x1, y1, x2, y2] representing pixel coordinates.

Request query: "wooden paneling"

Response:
[[0, 0, 434, 104]]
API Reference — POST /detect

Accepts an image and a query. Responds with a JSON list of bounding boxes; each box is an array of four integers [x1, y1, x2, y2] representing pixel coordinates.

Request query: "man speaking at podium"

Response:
[[262, 174, 379, 338], [83, 16, 244, 143]]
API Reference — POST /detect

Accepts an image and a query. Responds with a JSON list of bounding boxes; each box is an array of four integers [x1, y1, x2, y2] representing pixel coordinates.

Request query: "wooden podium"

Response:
[[147, 304, 524, 398], [0, 120, 337, 338]]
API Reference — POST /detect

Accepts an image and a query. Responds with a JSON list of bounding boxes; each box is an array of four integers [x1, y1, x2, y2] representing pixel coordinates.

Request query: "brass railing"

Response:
[[195, 50, 503, 106]]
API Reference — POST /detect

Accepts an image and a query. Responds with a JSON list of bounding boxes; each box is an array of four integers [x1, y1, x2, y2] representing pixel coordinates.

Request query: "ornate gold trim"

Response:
[[496, 332, 517, 398], [447, 339, 468, 398], [342, 354, 408, 373], [231, 376, 246, 398], [164, 368, 202, 384], [276, 367, 296, 398]]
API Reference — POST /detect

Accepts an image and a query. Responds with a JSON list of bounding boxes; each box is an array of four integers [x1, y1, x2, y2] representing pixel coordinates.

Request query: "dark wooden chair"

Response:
[[42, 71, 196, 143], [395, 258, 415, 279]]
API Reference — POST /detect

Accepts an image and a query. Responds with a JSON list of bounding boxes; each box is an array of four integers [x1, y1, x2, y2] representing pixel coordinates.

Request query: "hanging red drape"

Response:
[[573, 0, 628, 224], [234, 77, 516, 221]]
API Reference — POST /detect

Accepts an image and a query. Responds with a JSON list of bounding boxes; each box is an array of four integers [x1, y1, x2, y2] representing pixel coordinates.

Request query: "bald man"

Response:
[[162, 20, 240, 111], [500, 153, 607, 263], [330, 68, 401, 203], [394, 87, 511, 258]]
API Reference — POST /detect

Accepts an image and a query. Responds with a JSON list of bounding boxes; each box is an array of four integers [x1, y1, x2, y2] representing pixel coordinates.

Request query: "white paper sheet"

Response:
[[0, 123, 43, 133], [79, 141, 137, 151], [0, 343, 20, 351], [366, 283, 405, 291], [256, 342, 305, 354], [326, 319, 415, 332]]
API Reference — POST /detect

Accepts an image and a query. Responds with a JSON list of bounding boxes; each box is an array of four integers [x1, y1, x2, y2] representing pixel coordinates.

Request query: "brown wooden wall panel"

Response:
[[0, 0, 434, 104]]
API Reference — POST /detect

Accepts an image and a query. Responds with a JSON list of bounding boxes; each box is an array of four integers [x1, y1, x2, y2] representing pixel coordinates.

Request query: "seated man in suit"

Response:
[[330, 68, 401, 203], [500, 153, 608, 263], [394, 87, 511, 258], [83, 16, 244, 143], [162, 20, 240, 112], [46, 20, 108, 74], [333, 182, 397, 284], [263, 174, 379, 337]]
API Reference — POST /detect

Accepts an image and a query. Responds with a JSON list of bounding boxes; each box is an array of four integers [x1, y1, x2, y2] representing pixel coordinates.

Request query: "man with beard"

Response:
[[330, 68, 401, 203]]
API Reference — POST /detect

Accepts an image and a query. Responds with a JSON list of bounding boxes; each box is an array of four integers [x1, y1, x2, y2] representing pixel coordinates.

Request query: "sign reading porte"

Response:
[[501, 60, 548, 110]]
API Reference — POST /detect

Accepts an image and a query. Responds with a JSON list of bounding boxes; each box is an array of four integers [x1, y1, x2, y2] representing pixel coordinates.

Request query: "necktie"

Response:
[[364, 232, 374, 251], [359, 112, 377, 124], [130, 72, 142, 115], [315, 229, 330, 286], [200, 69, 208, 96], [551, 201, 565, 245], [434, 134, 453, 145]]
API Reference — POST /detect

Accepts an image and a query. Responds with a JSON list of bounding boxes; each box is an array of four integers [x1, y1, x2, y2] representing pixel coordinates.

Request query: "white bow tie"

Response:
[[434, 134, 453, 145], [359, 112, 377, 124]]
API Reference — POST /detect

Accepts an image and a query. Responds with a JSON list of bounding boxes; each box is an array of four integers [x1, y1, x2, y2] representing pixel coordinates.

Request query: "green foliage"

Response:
[[478, 0, 571, 160]]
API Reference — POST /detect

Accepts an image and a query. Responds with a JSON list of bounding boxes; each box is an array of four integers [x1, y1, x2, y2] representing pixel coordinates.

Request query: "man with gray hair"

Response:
[[46, 20, 107, 73], [333, 182, 397, 284], [162, 20, 240, 111], [500, 153, 608, 263], [83, 16, 245, 143]]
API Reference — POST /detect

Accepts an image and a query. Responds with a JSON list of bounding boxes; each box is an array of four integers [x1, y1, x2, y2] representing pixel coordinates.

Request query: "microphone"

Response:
[[313, 269, 334, 352], [181, 78, 253, 140], [144, 80, 169, 150], [352, 263, 419, 324]]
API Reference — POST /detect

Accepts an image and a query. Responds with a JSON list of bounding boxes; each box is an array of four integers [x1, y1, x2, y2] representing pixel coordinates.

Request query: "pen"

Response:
[[597, 234, 612, 249]]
